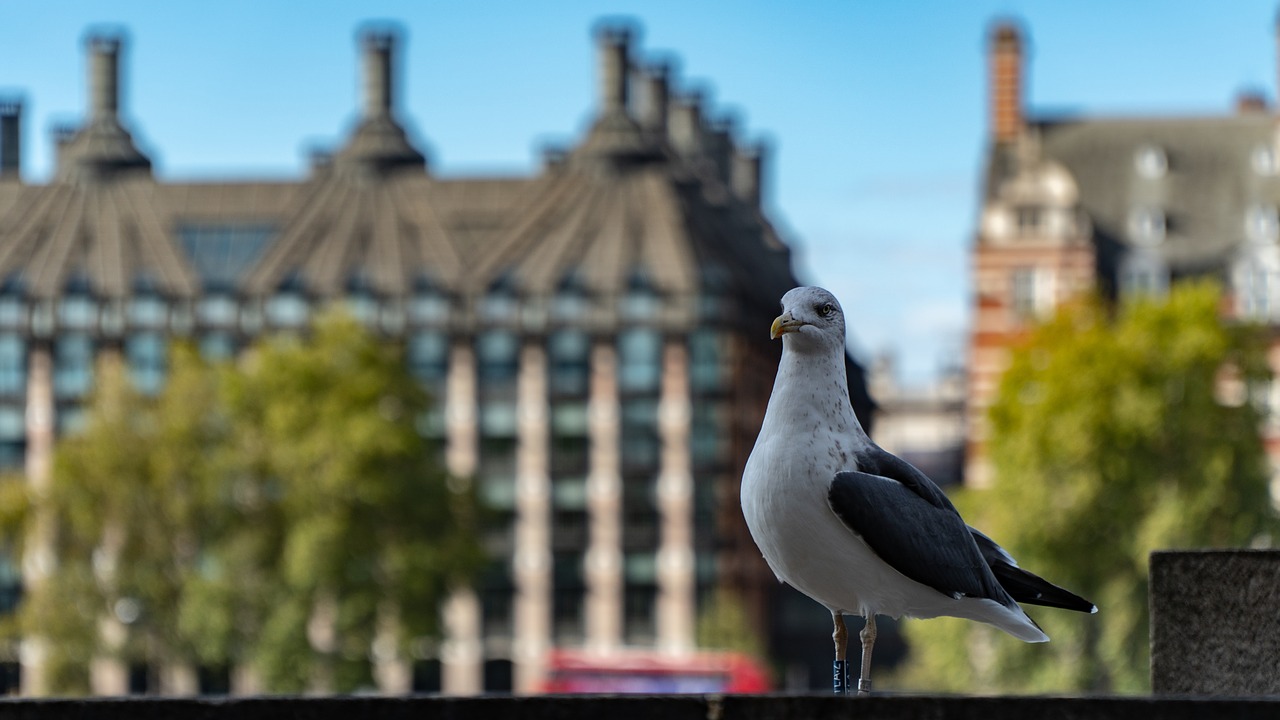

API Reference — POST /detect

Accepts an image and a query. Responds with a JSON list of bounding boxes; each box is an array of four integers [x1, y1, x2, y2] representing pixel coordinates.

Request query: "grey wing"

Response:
[[828, 469, 1012, 604]]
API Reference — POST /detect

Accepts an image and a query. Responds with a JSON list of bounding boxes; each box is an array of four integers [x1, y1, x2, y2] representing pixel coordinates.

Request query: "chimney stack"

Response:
[[639, 62, 670, 133], [668, 92, 704, 158], [0, 98, 20, 180], [732, 141, 764, 209], [1236, 89, 1268, 114], [990, 21, 1024, 144], [596, 24, 632, 115], [360, 28, 397, 119], [87, 33, 122, 121]]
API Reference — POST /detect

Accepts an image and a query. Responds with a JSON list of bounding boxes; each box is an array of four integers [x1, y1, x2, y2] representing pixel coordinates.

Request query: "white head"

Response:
[[770, 286, 847, 356]]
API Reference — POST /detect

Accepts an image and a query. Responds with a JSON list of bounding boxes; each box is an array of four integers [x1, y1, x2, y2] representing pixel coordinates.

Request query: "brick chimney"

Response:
[[990, 21, 1024, 145], [0, 98, 19, 180], [596, 24, 632, 116], [360, 28, 396, 119]]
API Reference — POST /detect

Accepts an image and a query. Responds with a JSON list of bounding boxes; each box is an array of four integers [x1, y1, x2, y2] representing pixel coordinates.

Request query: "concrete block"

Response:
[[1150, 549, 1280, 695]]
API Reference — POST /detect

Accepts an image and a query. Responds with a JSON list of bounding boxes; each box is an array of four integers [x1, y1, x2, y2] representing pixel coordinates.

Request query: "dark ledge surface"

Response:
[[0, 694, 1278, 720]]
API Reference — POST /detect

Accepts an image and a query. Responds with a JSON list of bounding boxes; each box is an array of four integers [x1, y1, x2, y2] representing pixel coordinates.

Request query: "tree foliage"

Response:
[[892, 281, 1277, 693], [0, 309, 479, 694]]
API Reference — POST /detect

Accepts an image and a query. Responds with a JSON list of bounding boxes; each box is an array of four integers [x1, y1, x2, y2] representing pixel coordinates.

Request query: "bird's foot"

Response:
[[857, 678, 871, 696]]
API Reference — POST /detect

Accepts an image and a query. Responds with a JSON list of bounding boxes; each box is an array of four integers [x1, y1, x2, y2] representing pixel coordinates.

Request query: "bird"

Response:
[[740, 286, 1096, 695]]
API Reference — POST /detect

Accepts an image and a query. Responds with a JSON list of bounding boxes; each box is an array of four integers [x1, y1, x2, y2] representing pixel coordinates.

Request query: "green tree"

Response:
[[219, 309, 481, 691], [0, 308, 480, 694], [893, 281, 1276, 693]]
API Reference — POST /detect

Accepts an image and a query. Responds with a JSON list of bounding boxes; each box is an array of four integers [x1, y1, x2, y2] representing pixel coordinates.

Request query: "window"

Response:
[[0, 297, 23, 329], [265, 292, 308, 328], [407, 333, 449, 384], [552, 552, 586, 645], [1134, 145, 1168, 179], [1246, 205, 1280, 244], [1014, 205, 1042, 235], [409, 290, 449, 325], [477, 331, 519, 384], [199, 333, 236, 361], [177, 224, 274, 291], [59, 296, 97, 331], [345, 292, 379, 326], [549, 331, 589, 396], [618, 329, 661, 394], [128, 295, 167, 329], [1129, 207, 1166, 244], [1253, 145, 1277, 176], [0, 336, 23, 395], [1010, 268, 1039, 319], [1119, 252, 1168, 299], [197, 295, 238, 328], [689, 330, 726, 393], [54, 335, 94, 398], [126, 333, 167, 395]]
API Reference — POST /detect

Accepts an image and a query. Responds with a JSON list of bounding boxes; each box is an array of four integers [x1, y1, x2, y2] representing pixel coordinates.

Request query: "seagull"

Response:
[[741, 286, 1096, 695]]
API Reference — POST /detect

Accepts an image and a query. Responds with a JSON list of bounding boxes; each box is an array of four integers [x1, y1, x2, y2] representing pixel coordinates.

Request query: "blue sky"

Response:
[[2, 1, 1278, 384]]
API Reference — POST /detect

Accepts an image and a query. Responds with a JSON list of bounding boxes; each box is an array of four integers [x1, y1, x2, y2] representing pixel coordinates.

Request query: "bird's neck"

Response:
[[763, 345, 867, 441]]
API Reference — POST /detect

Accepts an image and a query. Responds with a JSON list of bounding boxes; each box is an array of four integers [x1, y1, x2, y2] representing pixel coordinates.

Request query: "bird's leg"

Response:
[[857, 614, 877, 696], [831, 611, 848, 695]]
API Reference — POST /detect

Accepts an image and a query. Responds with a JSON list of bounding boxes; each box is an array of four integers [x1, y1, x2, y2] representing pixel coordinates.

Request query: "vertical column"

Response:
[[655, 339, 694, 654], [512, 343, 551, 692], [584, 341, 622, 650], [20, 344, 54, 696], [441, 341, 482, 695]]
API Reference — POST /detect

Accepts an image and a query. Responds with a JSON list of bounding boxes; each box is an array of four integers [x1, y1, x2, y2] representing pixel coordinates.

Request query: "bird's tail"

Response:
[[969, 527, 1097, 614]]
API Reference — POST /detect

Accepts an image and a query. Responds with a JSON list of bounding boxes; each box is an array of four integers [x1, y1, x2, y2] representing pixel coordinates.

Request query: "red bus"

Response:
[[539, 648, 772, 694]]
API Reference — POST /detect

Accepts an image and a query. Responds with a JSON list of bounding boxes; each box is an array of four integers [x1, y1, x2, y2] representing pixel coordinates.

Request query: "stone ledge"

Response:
[[0, 694, 1278, 720]]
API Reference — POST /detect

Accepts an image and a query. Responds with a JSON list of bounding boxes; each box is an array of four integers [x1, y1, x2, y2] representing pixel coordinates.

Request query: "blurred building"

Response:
[[0, 24, 874, 694], [969, 17, 1280, 490], [869, 354, 965, 488]]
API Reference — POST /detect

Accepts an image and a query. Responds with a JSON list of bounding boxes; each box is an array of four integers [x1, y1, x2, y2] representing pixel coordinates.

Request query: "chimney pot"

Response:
[[1236, 90, 1268, 114]]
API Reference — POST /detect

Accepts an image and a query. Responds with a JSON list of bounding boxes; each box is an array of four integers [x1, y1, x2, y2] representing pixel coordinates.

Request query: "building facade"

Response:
[[0, 23, 873, 695], [968, 17, 1280, 497]]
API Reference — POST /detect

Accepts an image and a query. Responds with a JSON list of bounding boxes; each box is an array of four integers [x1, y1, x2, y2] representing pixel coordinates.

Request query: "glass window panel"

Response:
[[177, 224, 275, 290], [59, 296, 97, 330], [618, 329, 661, 393], [551, 404, 588, 437], [126, 333, 167, 395], [0, 441, 22, 470], [199, 333, 236, 361], [689, 330, 725, 393], [0, 297, 24, 328], [197, 295, 238, 327], [54, 335, 94, 398], [551, 476, 588, 510], [480, 401, 518, 437], [0, 406, 23, 439], [0, 335, 24, 395], [265, 293, 308, 328], [128, 296, 167, 329], [409, 292, 449, 324], [408, 333, 449, 384], [346, 294, 379, 326], [477, 331, 519, 383]]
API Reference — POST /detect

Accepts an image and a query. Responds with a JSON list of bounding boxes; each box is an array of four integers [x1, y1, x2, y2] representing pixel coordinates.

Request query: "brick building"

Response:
[[968, 17, 1280, 494]]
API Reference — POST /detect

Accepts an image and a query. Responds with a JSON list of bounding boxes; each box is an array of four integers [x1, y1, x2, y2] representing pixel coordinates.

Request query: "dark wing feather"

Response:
[[969, 528, 1097, 613], [828, 465, 1012, 606]]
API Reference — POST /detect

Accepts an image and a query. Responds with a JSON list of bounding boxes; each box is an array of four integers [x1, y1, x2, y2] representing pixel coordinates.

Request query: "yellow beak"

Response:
[[770, 313, 807, 340]]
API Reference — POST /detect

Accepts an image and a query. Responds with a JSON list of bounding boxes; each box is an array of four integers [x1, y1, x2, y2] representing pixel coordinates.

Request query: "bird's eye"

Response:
[[817, 302, 835, 318]]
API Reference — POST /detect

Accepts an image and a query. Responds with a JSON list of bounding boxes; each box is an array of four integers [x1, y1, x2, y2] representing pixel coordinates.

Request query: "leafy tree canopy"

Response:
[[892, 281, 1277, 693], [0, 308, 480, 694]]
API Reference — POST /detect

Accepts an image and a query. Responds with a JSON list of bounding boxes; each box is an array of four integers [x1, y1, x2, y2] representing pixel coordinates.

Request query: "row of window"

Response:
[[1133, 143, 1278, 179]]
